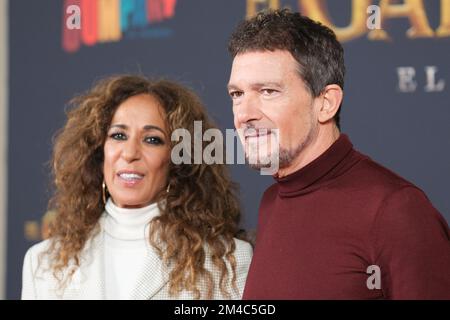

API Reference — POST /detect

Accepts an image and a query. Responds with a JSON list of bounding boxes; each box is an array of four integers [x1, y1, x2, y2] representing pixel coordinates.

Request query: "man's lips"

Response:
[[244, 129, 273, 138]]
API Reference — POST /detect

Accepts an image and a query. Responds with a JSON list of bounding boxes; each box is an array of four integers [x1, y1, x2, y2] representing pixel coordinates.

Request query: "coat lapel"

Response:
[[130, 247, 170, 300], [62, 217, 170, 300], [64, 229, 105, 299]]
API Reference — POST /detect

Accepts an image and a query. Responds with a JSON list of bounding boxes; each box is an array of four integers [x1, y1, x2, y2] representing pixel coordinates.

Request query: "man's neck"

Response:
[[276, 125, 340, 178]]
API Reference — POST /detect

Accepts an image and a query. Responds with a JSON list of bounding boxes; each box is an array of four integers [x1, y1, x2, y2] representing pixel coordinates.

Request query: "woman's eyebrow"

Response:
[[108, 124, 127, 130], [109, 124, 166, 135], [143, 125, 165, 135]]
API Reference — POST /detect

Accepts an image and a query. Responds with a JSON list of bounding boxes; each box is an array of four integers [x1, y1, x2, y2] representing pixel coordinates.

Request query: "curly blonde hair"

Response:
[[46, 75, 242, 299]]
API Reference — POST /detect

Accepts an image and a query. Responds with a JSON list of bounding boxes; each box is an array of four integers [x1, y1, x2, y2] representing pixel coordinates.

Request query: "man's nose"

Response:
[[234, 94, 262, 125]]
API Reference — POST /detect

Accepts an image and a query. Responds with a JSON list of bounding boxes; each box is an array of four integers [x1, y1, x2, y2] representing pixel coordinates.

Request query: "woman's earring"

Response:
[[102, 181, 107, 205], [166, 183, 170, 194]]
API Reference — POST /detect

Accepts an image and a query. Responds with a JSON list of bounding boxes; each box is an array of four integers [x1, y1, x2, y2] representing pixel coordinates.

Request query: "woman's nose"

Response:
[[121, 139, 141, 162]]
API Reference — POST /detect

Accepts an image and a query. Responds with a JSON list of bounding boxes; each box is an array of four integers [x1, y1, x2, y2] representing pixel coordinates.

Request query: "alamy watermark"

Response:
[[171, 121, 280, 176], [66, 5, 81, 30], [367, 5, 381, 30], [366, 265, 381, 290], [65, 4, 382, 32]]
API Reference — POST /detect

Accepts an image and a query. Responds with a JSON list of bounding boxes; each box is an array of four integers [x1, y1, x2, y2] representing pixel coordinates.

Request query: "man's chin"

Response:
[[246, 155, 275, 169], [248, 163, 275, 171]]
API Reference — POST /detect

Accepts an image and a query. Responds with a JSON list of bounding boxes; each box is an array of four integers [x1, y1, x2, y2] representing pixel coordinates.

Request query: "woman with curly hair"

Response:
[[21, 75, 252, 299]]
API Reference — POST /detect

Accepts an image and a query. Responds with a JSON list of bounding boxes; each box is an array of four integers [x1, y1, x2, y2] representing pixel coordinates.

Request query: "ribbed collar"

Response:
[[275, 134, 355, 197], [104, 198, 160, 241]]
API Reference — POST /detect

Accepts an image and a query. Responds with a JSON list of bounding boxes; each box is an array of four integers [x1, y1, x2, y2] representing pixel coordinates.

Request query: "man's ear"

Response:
[[318, 84, 343, 124]]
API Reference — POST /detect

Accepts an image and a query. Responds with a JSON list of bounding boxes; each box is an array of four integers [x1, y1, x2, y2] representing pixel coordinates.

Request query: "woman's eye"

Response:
[[145, 136, 164, 145], [110, 132, 126, 140]]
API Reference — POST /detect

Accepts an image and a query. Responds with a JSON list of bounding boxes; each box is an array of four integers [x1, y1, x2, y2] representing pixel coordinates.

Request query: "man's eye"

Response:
[[145, 136, 164, 145], [110, 133, 126, 140], [261, 89, 278, 95], [229, 91, 243, 99]]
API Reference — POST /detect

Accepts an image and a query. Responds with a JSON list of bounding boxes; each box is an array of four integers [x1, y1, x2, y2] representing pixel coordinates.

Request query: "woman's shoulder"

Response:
[[25, 239, 53, 260], [22, 239, 54, 278], [232, 237, 253, 261]]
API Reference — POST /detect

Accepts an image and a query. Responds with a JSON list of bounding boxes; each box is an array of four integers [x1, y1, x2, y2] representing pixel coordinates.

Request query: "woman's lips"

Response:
[[117, 172, 144, 187]]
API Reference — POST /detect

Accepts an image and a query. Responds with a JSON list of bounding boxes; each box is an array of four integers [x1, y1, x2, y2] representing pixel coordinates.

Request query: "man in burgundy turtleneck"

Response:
[[227, 9, 450, 299]]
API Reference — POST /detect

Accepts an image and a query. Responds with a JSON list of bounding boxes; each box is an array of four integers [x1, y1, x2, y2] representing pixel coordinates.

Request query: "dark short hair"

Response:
[[228, 9, 345, 129]]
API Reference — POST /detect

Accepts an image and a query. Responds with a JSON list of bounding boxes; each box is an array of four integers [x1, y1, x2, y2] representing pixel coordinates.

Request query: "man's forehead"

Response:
[[233, 50, 296, 66], [229, 51, 299, 87]]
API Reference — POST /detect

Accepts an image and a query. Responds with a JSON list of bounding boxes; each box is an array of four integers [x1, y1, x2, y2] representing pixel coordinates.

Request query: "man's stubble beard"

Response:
[[246, 113, 318, 171]]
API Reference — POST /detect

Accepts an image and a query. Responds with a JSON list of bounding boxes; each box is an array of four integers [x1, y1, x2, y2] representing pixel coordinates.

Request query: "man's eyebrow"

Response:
[[251, 82, 283, 88], [227, 84, 240, 91], [227, 82, 283, 91], [109, 124, 166, 134]]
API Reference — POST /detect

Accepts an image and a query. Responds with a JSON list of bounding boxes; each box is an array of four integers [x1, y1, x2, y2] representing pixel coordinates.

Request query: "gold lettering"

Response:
[[24, 221, 40, 241], [299, 0, 371, 42], [436, 0, 450, 37], [247, 0, 280, 18], [247, 0, 446, 41], [98, 0, 121, 42], [41, 210, 57, 240], [369, 0, 434, 40]]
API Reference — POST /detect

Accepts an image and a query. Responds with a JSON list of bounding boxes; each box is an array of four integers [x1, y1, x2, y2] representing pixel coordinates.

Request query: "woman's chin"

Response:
[[110, 196, 152, 209]]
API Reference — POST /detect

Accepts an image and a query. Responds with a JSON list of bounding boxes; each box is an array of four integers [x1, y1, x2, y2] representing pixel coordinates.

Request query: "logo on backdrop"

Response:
[[247, 0, 450, 42], [62, 0, 448, 93], [247, 0, 448, 94], [62, 0, 177, 53], [63, 0, 450, 52], [24, 210, 56, 241]]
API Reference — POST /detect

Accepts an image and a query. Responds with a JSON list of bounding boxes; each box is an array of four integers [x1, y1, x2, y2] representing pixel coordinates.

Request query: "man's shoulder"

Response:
[[261, 182, 279, 202], [259, 149, 428, 205], [337, 151, 418, 194]]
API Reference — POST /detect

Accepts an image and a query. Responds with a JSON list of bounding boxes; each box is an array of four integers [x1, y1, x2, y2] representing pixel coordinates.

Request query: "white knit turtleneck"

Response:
[[103, 198, 160, 300]]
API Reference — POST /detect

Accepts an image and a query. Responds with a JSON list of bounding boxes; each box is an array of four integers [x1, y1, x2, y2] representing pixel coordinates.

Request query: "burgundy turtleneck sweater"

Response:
[[243, 134, 450, 299]]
